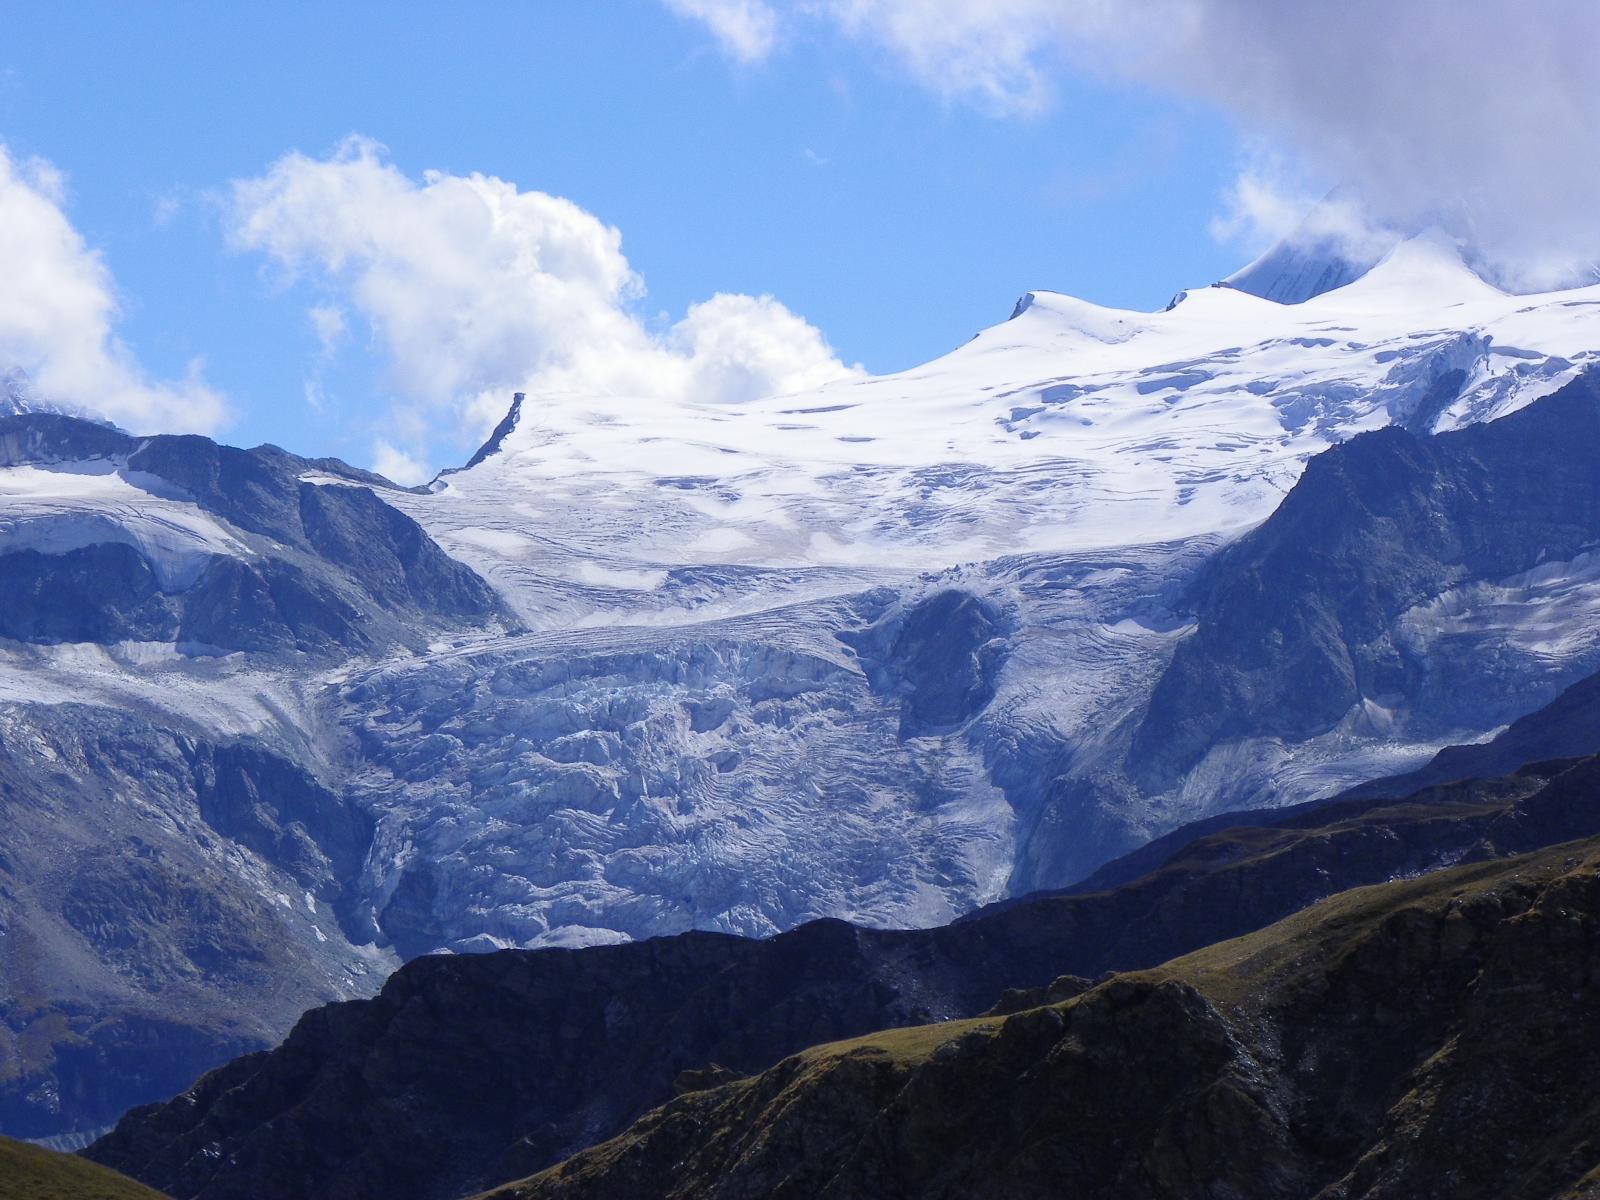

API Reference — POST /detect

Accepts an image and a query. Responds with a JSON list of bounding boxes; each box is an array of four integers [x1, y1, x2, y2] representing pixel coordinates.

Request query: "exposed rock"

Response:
[[1133, 372, 1600, 784], [0, 705, 385, 1140], [840, 588, 1010, 737], [0, 413, 510, 657], [981, 973, 1092, 1016]]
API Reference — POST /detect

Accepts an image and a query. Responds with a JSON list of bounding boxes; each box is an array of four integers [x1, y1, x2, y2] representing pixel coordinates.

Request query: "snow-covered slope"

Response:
[[410, 235, 1596, 628], [0, 462, 249, 588]]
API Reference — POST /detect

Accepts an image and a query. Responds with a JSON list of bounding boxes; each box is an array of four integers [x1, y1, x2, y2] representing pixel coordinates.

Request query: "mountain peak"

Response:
[[1222, 192, 1403, 304], [1, 366, 39, 415], [0, 364, 102, 424]]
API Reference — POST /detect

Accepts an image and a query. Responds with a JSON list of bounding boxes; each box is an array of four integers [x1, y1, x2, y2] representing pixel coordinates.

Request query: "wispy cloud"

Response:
[[662, 0, 780, 63]]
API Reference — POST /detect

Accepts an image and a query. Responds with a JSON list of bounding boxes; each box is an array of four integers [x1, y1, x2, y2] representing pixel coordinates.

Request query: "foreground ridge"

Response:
[[494, 836, 1600, 1200]]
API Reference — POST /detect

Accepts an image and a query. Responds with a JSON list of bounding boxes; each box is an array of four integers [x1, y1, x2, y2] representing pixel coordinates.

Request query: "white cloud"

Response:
[[308, 304, 347, 356], [675, 0, 1600, 289], [668, 292, 854, 404], [228, 136, 858, 472], [662, 0, 780, 63], [1142, 0, 1600, 291], [811, 0, 1100, 116], [371, 439, 430, 486], [1204, 153, 1396, 268], [0, 145, 226, 432]]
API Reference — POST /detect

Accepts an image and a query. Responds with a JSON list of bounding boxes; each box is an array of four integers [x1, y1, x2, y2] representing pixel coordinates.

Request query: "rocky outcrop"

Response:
[[1080, 656, 1600, 897], [0, 414, 510, 656], [1134, 372, 1600, 783], [840, 588, 1010, 737], [0, 705, 384, 1140], [88, 752, 1600, 1200]]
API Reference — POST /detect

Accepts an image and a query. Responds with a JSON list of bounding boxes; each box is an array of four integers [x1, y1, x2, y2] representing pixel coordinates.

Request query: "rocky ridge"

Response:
[[495, 835, 1600, 1200]]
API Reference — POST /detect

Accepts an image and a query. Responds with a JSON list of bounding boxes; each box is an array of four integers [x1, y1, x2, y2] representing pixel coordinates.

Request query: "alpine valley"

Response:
[[5, 228, 1600, 1197]]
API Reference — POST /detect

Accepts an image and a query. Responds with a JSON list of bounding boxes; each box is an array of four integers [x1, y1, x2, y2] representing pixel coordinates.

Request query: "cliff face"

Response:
[[496, 837, 1600, 1200], [89, 752, 1600, 1200]]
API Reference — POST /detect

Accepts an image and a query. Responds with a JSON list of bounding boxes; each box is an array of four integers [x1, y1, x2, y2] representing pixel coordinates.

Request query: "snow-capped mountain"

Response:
[[346, 232, 1600, 941], [6, 230, 1600, 1136], [0, 366, 93, 421], [410, 235, 1591, 610]]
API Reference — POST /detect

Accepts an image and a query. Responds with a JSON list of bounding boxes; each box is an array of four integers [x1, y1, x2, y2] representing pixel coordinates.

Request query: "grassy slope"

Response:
[[0, 1137, 167, 1200]]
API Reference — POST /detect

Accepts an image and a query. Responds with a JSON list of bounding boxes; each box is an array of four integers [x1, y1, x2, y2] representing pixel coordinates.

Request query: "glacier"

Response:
[[7, 230, 1600, 1136], [327, 232, 1600, 946]]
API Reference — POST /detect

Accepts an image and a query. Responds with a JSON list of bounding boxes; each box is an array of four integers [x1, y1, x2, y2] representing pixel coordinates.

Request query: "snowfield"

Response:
[[410, 235, 1597, 627], [325, 232, 1600, 946], [0, 462, 249, 589]]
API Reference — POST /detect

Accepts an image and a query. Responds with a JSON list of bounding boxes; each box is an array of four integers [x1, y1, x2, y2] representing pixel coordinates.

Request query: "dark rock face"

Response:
[[189, 743, 373, 904], [0, 543, 176, 644], [1134, 373, 1600, 781], [1057, 666, 1600, 902], [1345, 663, 1600, 801], [497, 840, 1600, 1200], [0, 416, 515, 1140], [0, 414, 509, 656], [296, 482, 500, 619], [87, 753, 1600, 1200], [174, 556, 368, 653], [841, 588, 1009, 736], [1076, 657, 1600, 899], [0, 705, 380, 1140], [448, 391, 524, 476]]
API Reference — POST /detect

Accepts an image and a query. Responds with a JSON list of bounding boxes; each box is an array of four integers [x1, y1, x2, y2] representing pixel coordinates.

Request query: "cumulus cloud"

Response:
[[0, 145, 225, 432], [371, 440, 430, 487], [673, 0, 1600, 289], [229, 136, 857, 476]]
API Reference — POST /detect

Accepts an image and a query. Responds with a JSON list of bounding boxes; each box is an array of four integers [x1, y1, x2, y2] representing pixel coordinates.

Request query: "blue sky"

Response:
[[16, 1, 1587, 481]]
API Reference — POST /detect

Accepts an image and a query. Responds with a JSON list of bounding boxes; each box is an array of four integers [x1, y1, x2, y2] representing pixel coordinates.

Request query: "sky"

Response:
[[1, 1, 1595, 480]]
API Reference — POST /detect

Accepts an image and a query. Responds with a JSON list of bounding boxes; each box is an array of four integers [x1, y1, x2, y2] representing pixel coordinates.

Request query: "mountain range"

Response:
[[2, 228, 1600, 1168]]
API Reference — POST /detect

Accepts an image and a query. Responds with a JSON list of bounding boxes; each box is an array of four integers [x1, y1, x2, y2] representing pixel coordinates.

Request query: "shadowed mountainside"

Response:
[[0, 413, 509, 655], [89, 750, 1600, 1200], [1133, 373, 1600, 785], [496, 836, 1600, 1200]]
